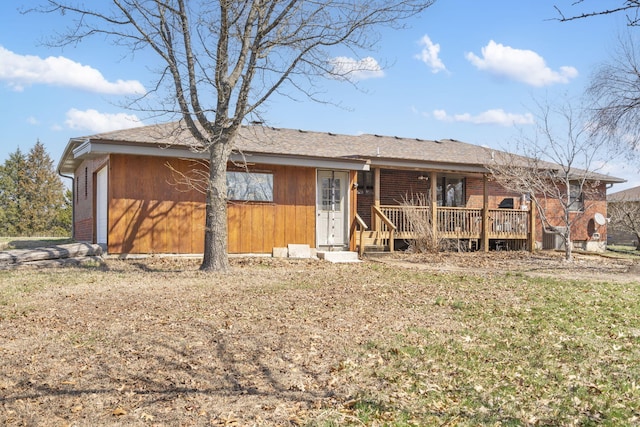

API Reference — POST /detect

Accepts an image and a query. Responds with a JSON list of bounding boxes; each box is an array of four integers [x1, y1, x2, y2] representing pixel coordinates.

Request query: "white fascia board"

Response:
[[75, 142, 370, 171], [370, 158, 487, 174], [231, 152, 370, 171], [73, 142, 190, 159]]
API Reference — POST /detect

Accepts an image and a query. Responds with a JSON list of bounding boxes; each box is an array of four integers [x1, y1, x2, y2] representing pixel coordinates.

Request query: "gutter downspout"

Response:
[[56, 137, 90, 241]]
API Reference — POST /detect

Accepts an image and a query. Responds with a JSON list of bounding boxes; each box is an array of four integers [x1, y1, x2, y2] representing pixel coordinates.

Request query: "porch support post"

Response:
[[373, 168, 381, 231], [482, 174, 489, 252], [430, 171, 438, 247], [349, 170, 357, 252], [528, 199, 536, 252]]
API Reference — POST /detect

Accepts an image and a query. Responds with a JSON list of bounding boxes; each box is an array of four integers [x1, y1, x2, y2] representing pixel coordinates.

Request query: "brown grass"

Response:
[[0, 252, 638, 426]]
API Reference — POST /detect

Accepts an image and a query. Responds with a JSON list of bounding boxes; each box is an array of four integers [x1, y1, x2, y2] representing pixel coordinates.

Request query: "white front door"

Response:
[[96, 166, 108, 245], [317, 170, 349, 249]]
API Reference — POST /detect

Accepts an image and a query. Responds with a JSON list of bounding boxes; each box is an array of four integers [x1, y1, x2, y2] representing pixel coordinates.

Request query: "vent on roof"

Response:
[[297, 129, 307, 133], [374, 134, 382, 137], [328, 132, 336, 136], [250, 121, 263, 125]]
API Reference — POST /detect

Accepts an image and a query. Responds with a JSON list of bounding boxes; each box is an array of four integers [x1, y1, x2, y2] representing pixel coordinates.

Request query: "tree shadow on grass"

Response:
[[0, 318, 337, 425]]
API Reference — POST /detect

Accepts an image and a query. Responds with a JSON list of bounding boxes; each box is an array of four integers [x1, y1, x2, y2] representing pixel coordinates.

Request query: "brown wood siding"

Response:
[[107, 154, 315, 254], [108, 155, 206, 254], [226, 165, 316, 253]]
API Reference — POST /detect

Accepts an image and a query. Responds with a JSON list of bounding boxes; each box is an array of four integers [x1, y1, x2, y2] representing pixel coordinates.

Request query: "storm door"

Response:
[[316, 170, 349, 250]]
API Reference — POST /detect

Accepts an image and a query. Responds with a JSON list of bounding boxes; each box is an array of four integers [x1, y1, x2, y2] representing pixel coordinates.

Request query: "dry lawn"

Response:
[[0, 251, 639, 426]]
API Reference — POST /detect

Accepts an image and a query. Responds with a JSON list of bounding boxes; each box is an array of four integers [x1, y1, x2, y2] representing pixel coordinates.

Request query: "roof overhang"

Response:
[[368, 157, 488, 175], [58, 139, 371, 175]]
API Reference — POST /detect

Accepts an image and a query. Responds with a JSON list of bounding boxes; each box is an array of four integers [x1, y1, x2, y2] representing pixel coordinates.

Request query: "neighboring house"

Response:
[[57, 122, 623, 256], [607, 185, 640, 248]]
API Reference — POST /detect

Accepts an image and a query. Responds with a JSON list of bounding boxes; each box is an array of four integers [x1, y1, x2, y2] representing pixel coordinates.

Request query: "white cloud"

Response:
[[0, 45, 146, 94], [65, 108, 143, 133], [26, 116, 39, 125], [415, 35, 447, 74], [465, 40, 578, 87], [329, 56, 384, 80], [433, 108, 534, 126]]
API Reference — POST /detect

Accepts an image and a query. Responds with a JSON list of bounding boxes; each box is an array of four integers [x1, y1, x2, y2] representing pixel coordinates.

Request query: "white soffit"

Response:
[[73, 141, 371, 171]]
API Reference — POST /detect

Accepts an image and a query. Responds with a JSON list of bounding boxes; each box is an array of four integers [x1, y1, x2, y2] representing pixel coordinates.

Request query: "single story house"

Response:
[[57, 122, 623, 256], [607, 185, 640, 248]]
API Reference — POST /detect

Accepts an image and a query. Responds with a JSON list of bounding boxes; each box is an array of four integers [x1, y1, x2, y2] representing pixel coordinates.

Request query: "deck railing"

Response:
[[376, 205, 528, 240], [488, 208, 529, 238], [437, 207, 483, 238], [379, 205, 430, 239]]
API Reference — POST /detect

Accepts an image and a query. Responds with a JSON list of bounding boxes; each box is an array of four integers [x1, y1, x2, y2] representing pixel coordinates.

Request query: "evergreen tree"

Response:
[[0, 148, 28, 235], [22, 141, 66, 235], [0, 142, 71, 237], [51, 188, 73, 235]]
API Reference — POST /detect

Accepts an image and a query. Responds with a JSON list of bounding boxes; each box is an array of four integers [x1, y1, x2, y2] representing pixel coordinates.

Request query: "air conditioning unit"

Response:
[[592, 232, 600, 240], [543, 227, 567, 250]]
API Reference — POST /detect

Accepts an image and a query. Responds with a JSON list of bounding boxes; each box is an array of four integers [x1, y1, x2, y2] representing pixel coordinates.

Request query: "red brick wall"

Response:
[[356, 169, 430, 225], [466, 177, 524, 209], [536, 182, 608, 242], [73, 156, 109, 242], [379, 169, 431, 205]]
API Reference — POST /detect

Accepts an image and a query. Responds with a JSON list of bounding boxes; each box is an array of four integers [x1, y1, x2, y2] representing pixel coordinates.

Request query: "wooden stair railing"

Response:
[[354, 213, 368, 257], [371, 205, 397, 253]]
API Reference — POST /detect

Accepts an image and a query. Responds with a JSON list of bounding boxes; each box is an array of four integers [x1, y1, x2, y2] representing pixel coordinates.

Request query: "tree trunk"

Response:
[[200, 140, 232, 272], [635, 233, 640, 251], [564, 228, 573, 262]]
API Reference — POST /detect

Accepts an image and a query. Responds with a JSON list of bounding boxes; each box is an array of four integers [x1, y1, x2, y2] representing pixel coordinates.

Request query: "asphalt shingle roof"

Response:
[[82, 122, 507, 167], [608, 185, 640, 202], [63, 121, 625, 183]]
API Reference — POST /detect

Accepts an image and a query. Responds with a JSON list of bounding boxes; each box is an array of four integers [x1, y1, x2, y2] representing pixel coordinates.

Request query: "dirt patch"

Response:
[[0, 251, 637, 425]]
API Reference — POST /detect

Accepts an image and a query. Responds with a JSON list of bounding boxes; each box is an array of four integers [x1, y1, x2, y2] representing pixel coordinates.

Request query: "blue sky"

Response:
[[0, 1, 638, 191]]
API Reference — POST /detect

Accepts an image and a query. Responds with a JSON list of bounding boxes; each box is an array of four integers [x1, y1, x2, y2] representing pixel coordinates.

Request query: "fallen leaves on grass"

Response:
[[0, 252, 637, 426]]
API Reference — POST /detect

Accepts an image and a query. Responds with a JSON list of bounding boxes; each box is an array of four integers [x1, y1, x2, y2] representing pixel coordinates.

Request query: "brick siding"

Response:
[[73, 156, 109, 242]]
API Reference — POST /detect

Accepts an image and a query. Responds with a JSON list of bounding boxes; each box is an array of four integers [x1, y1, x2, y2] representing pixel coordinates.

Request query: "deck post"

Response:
[[430, 171, 438, 247], [528, 199, 536, 252], [374, 168, 381, 231], [482, 174, 489, 252]]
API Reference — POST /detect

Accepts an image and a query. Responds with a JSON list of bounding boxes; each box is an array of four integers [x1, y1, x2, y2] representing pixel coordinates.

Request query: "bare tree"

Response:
[[554, 1, 640, 26], [608, 195, 640, 250], [486, 100, 608, 261], [33, 0, 436, 271], [584, 33, 640, 162]]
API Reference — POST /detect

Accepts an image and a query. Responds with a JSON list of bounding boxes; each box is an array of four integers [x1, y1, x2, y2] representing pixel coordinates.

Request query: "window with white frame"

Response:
[[569, 183, 584, 211]]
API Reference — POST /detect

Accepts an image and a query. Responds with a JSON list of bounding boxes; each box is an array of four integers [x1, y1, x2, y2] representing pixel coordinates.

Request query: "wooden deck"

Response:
[[356, 205, 531, 254]]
